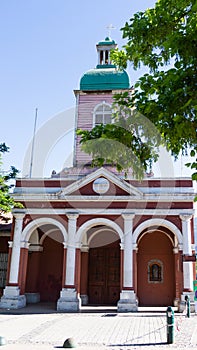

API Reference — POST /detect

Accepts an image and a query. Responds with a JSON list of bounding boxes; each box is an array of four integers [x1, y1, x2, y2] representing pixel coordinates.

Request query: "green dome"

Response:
[[97, 37, 116, 46], [80, 67, 130, 91]]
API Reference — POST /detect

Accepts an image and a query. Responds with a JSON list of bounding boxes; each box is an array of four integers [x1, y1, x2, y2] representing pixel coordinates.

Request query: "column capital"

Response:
[[179, 213, 193, 221], [64, 242, 80, 249], [178, 243, 183, 251], [20, 241, 30, 249], [66, 211, 79, 220], [12, 209, 26, 220], [132, 243, 138, 251], [8, 241, 13, 248], [173, 247, 179, 254], [122, 212, 135, 220], [81, 245, 89, 253], [29, 244, 43, 252], [120, 242, 124, 250]]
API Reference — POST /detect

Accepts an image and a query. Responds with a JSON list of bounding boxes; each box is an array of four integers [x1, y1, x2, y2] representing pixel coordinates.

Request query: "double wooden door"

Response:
[[88, 240, 120, 305]]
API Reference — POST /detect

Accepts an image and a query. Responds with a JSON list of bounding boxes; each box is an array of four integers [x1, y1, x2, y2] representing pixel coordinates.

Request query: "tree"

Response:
[[78, 0, 197, 182], [0, 143, 22, 220]]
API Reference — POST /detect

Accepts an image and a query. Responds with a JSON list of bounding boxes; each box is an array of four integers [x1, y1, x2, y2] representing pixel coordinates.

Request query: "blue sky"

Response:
[[0, 0, 157, 177], [0, 0, 192, 179]]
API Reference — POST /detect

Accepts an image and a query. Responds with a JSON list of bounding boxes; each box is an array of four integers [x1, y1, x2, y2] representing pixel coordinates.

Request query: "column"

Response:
[[133, 243, 138, 295], [117, 213, 138, 312], [25, 245, 42, 304], [9, 213, 25, 284], [180, 214, 192, 256], [65, 243, 77, 287], [80, 246, 89, 305], [173, 247, 180, 307], [179, 214, 195, 312], [18, 241, 30, 295], [123, 214, 133, 288], [0, 211, 26, 309], [57, 213, 81, 312]]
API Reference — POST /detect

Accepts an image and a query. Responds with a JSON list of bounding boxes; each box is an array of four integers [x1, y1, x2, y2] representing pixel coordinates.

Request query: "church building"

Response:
[[0, 37, 196, 312]]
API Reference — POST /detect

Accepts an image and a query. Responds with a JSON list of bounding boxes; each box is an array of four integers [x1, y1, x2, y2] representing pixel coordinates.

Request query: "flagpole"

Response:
[[29, 108, 38, 178]]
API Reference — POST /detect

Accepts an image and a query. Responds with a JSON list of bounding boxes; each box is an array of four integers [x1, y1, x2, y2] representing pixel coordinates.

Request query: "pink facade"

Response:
[[74, 91, 115, 165]]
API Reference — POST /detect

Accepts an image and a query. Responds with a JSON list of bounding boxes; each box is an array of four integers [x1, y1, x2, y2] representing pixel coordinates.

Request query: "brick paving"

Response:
[[0, 304, 197, 349]]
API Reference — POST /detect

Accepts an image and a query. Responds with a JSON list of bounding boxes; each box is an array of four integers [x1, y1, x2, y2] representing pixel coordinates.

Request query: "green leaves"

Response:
[[110, 0, 197, 175], [0, 143, 22, 219], [77, 109, 160, 179], [79, 0, 197, 185]]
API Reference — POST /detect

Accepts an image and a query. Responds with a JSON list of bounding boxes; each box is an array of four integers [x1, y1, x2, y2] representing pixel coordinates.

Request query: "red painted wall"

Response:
[[137, 231, 175, 306], [38, 236, 63, 302]]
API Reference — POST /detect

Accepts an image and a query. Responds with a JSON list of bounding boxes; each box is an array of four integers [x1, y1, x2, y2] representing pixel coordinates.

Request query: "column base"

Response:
[[57, 288, 81, 312], [0, 286, 26, 309], [80, 294, 88, 305], [117, 290, 138, 312], [178, 292, 195, 313], [173, 298, 180, 307], [25, 293, 40, 304]]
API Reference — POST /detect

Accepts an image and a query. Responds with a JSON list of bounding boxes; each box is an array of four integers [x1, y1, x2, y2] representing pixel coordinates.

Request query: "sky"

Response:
[[0, 0, 194, 179]]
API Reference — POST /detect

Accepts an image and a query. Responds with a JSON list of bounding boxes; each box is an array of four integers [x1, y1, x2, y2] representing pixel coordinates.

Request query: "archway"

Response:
[[78, 220, 122, 306], [88, 234, 120, 305], [24, 220, 66, 303], [137, 229, 175, 306], [0, 234, 9, 297]]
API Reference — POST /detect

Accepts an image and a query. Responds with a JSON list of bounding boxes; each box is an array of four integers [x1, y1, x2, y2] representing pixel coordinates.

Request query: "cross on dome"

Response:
[[106, 24, 115, 38]]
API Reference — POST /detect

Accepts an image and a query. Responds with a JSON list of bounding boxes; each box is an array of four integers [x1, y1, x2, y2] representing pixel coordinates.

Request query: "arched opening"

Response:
[[137, 229, 175, 306], [80, 224, 121, 306], [0, 235, 9, 297], [25, 224, 64, 303]]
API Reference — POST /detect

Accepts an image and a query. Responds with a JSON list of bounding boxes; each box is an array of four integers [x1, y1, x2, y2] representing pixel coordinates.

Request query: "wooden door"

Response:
[[88, 240, 120, 305]]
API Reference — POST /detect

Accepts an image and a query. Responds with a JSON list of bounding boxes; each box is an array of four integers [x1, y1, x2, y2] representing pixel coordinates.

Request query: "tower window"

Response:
[[105, 50, 109, 64], [100, 51, 104, 65], [94, 103, 112, 126]]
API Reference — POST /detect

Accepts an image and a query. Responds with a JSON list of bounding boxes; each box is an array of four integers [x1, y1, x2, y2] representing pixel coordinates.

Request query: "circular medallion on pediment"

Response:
[[93, 177, 109, 194]]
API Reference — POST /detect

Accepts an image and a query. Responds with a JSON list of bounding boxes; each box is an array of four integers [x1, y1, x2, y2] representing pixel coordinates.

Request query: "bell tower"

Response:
[[73, 37, 130, 167], [96, 37, 117, 66]]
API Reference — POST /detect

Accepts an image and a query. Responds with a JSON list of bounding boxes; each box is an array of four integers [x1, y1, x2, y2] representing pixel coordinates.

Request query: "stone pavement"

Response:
[[0, 303, 197, 349]]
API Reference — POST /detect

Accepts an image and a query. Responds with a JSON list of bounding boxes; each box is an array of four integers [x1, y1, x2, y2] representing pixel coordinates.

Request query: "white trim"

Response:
[[13, 188, 194, 201], [21, 217, 68, 243], [39, 228, 63, 246], [87, 227, 118, 245], [137, 228, 174, 246], [13, 194, 195, 202], [13, 186, 194, 195], [132, 218, 183, 246], [92, 101, 111, 113], [76, 218, 124, 243], [92, 102, 112, 127], [21, 208, 194, 216], [58, 167, 143, 197], [14, 187, 62, 194]]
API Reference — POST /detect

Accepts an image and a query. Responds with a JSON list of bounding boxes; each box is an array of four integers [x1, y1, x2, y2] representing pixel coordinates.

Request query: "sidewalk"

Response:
[[0, 303, 197, 349]]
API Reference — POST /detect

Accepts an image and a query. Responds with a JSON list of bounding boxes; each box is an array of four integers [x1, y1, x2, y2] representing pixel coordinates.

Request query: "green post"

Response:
[[185, 295, 190, 318], [166, 306, 174, 344]]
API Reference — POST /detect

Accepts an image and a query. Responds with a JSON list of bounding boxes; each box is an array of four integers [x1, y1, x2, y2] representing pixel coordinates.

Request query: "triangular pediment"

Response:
[[58, 167, 143, 198]]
